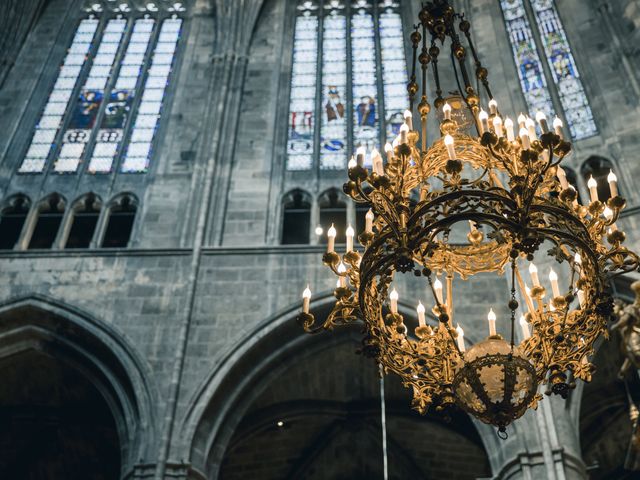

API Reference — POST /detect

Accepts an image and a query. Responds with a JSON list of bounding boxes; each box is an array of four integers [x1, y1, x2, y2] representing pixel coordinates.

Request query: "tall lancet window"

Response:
[[16, 3, 186, 175], [499, 0, 597, 140], [286, 0, 408, 171]]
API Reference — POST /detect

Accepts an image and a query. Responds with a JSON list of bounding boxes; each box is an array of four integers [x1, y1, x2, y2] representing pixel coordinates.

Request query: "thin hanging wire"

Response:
[[379, 363, 388, 480]]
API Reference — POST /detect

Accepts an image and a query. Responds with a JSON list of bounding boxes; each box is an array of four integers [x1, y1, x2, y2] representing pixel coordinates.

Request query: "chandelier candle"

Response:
[[556, 166, 569, 189], [404, 110, 413, 130], [488, 309, 497, 337], [346, 225, 355, 252], [456, 325, 466, 352], [298, 0, 639, 435], [504, 117, 515, 142], [327, 224, 336, 253], [372, 148, 383, 175], [443, 102, 452, 120], [588, 176, 599, 202], [553, 116, 564, 138], [608, 170, 618, 197], [488, 98, 498, 115], [302, 286, 311, 314], [444, 134, 456, 160], [535, 111, 549, 133]]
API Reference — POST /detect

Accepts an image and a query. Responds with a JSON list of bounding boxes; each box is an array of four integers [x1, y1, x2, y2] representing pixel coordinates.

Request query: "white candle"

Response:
[[384, 142, 393, 162], [529, 263, 540, 287], [549, 268, 560, 298], [604, 206, 618, 231], [553, 116, 563, 138], [337, 262, 347, 288], [371, 148, 384, 175], [525, 117, 537, 140], [519, 315, 531, 339], [404, 109, 413, 130], [417, 301, 426, 327], [577, 289, 585, 308], [488, 98, 498, 115], [504, 117, 515, 142], [346, 224, 354, 252], [433, 277, 444, 304], [574, 253, 582, 274], [608, 170, 618, 197], [556, 166, 568, 189], [302, 285, 311, 313], [390, 288, 399, 314], [493, 116, 504, 138], [519, 127, 531, 150], [365, 209, 374, 233], [348, 156, 357, 169], [456, 324, 466, 352], [443, 102, 452, 120], [535, 111, 549, 133], [517, 113, 527, 129], [469, 220, 477, 232], [400, 123, 409, 144], [478, 109, 489, 134], [488, 308, 497, 336], [327, 224, 336, 253], [356, 146, 366, 167], [444, 134, 456, 160], [587, 176, 599, 203], [315, 225, 323, 236]]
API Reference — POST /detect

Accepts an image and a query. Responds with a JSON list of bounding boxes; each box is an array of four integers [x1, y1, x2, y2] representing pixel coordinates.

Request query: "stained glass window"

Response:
[[379, 1, 408, 142], [122, 17, 182, 173], [351, 3, 378, 167], [55, 18, 127, 173], [286, 0, 408, 171], [499, 0, 555, 118], [18, 18, 99, 173], [88, 18, 155, 173], [17, 10, 184, 175], [530, 0, 597, 140], [320, 5, 347, 170], [499, 0, 597, 140], [286, 3, 319, 171]]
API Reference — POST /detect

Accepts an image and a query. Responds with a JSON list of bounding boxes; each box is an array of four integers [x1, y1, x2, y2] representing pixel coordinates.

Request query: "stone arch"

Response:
[[59, 192, 103, 248], [181, 295, 506, 479], [97, 191, 139, 248], [0, 294, 158, 476]]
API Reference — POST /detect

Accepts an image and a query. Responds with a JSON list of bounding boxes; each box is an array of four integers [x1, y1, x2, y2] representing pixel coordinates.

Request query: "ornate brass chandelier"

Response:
[[297, 0, 640, 433]]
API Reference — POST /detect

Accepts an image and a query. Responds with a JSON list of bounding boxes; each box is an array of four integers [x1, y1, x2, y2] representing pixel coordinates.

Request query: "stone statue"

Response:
[[611, 281, 640, 379], [611, 280, 640, 471]]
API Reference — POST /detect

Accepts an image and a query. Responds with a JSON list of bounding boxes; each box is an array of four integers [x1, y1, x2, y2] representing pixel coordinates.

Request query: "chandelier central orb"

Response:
[[297, 0, 639, 433]]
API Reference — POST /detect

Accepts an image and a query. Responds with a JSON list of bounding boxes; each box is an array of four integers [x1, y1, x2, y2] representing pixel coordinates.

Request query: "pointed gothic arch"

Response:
[[0, 295, 158, 477]]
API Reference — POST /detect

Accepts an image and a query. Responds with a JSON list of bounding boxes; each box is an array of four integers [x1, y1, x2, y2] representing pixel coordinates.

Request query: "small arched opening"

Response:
[[281, 189, 312, 245], [28, 194, 65, 250], [318, 189, 347, 244], [64, 193, 102, 249], [0, 194, 31, 250], [101, 193, 138, 248]]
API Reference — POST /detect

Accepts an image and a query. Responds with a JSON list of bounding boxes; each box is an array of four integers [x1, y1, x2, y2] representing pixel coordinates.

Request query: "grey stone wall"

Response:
[[0, 0, 639, 478]]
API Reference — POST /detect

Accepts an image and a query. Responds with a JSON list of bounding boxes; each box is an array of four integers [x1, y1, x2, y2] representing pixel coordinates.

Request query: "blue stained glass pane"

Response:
[[499, 0, 555, 120], [530, 0, 597, 139], [18, 17, 99, 173], [286, 6, 319, 171], [379, 6, 408, 141], [351, 7, 378, 167], [88, 18, 155, 174], [320, 10, 347, 170], [54, 18, 126, 173], [122, 17, 183, 173]]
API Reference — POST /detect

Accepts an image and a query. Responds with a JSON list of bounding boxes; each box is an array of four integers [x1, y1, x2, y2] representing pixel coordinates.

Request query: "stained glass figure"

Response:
[[499, 0, 555, 119], [88, 18, 155, 173], [54, 18, 127, 173], [18, 17, 99, 173], [122, 17, 182, 173], [530, 0, 597, 139], [378, 2, 407, 142], [285, 0, 409, 171], [351, 2, 378, 167], [320, 3, 348, 170], [286, 3, 319, 171]]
